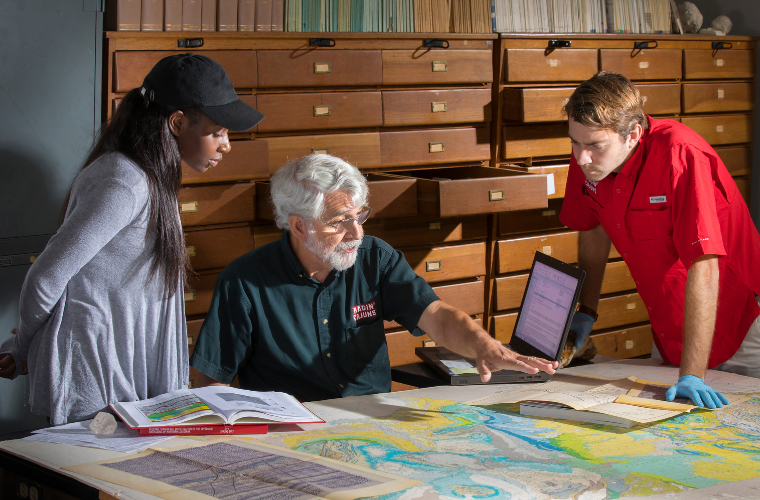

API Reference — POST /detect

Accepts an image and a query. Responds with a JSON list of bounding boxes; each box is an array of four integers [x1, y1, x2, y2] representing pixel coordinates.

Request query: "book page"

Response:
[[190, 386, 322, 423], [587, 402, 683, 423], [466, 373, 623, 406], [526, 391, 618, 410], [113, 390, 218, 427]]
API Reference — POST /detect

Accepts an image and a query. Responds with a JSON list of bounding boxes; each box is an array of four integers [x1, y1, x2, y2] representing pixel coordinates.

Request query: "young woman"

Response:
[[0, 54, 264, 424]]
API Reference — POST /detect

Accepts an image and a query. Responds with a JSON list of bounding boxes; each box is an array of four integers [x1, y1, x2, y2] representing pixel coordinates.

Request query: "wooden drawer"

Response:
[[502, 123, 570, 160], [384, 279, 484, 330], [255, 174, 418, 220], [499, 198, 564, 235], [254, 224, 282, 248], [383, 89, 492, 127], [185, 224, 256, 271], [382, 166, 547, 218], [593, 293, 648, 331], [682, 83, 754, 114], [266, 132, 381, 173], [113, 50, 257, 92], [599, 49, 681, 80], [178, 182, 256, 227], [386, 318, 482, 367], [255, 92, 382, 132], [639, 84, 681, 115], [185, 271, 220, 316], [527, 164, 568, 199], [683, 49, 755, 80], [494, 259, 634, 312], [257, 50, 382, 87], [503, 48, 597, 82], [491, 312, 518, 343], [403, 242, 486, 283], [364, 215, 488, 248], [187, 318, 203, 349], [735, 177, 751, 205], [379, 127, 491, 168], [717, 146, 752, 177], [592, 324, 653, 359], [497, 231, 577, 274], [181, 140, 269, 185], [382, 49, 493, 85], [680, 114, 752, 146]]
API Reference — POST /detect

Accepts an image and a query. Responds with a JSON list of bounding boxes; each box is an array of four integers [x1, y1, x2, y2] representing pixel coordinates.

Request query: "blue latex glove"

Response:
[[569, 312, 595, 349], [665, 375, 730, 409]]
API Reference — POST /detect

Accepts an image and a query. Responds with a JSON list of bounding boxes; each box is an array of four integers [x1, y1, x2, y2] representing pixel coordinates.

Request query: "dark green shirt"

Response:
[[190, 231, 439, 402]]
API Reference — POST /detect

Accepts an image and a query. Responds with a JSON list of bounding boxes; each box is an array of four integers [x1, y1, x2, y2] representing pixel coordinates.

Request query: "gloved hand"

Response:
[[569, 312, 595, 349], [665, 375, 730, 409]]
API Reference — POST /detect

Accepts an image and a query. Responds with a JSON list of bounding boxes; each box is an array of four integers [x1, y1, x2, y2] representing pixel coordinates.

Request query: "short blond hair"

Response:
[[564, 71, 648, 139]]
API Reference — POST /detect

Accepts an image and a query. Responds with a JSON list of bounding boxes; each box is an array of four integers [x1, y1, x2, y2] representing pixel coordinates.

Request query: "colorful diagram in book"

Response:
[[136, 394, 211, 423], [261, 393, 760, 498]]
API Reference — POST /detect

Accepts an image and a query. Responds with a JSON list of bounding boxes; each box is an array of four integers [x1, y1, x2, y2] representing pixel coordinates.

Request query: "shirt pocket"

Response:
[[627, 207, 673, 240], [342, 319, 388, 379]]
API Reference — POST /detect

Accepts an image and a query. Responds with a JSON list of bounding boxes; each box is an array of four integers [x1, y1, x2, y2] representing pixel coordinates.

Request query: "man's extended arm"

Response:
[[417, 301, 558, 382], [680, 255, 719, 379], [578, 224, 612, 310]]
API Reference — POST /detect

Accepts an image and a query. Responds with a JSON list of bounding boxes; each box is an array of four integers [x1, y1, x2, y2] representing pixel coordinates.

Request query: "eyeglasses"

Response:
[[317, 207, 372, 233]]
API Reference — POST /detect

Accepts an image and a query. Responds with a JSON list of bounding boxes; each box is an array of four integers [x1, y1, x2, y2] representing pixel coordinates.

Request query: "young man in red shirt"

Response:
[[561, 71, 760, 408]]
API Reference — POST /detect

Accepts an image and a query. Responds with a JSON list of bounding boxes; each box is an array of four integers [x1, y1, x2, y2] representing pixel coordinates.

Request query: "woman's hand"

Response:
[[0, 327, 27, 378]]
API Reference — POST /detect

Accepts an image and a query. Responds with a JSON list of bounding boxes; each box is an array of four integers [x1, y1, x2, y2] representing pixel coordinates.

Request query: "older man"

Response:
[[190, 154, 557, 401]]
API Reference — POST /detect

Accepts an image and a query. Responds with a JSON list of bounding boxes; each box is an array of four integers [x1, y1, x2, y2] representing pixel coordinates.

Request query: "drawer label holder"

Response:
[[431, 101, 447, 113], [179, 201, 199, 213], [312, 147, 330, 154], [186, 245, 197, 257], [426, 260, 442, 272], [432, 61, 448, 72], [429, 142, 445, 153], [314, 62, 332, 74], [489, 189, 505, 201], [184, 291, 196, 303], [313, 105, 331, 116]]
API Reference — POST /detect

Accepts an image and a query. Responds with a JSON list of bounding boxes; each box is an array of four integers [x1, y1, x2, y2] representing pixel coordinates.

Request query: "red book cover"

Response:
[[201, 0, 217, 30], [107, 0, 141, 31], [140, 0, 163, 31], [217, 0, 238, 31], [182, 0, 203, 30], [238, 0, 255, 31], [254, 0, 271, 31], [164, 0, 183, 31], [138, 424, 268, 435], [271, 0, 284, 31]]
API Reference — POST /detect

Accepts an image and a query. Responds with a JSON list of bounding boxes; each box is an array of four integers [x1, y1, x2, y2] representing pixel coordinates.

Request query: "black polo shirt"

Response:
[[190, 231, 439, 402]]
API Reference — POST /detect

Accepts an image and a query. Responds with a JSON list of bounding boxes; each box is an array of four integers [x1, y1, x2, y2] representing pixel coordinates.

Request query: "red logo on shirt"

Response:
[[584, 179, 598, 194], [352, 301, 377, 322]]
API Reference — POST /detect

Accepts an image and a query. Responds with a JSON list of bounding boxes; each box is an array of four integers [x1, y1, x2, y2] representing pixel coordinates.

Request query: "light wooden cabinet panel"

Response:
[[384, 279, 484, 330], [527, 164, 568, 199], [683, 49, 755, 80], [403, 242, 486, 283], [600, 49, 681, 80], [379, 127, 491, 168], [181, 140, 269, 185], [592, 324, 653, 358], [682, 83, 754, 114], [383, 89, 492, 127], [499, 198, 565, 235], [266, 132, 382, 173], [178, 182, 256, 227], [185, 271, 221, 316], [185, 224, 255, 271], [735, 177, 751, 205], [364, 215, 488, 248], [256, 92, 383, 132], [593, 293, 648, 331], [680, 114, 753, 146], [382, 49, 493, 85], [717, 146, 752, 177], [504, 48, 597, 82], [502, 124, 570, 159], [638, 83, 681, 115], [257, 50, 382, 87], [497, 231, 578, 274]]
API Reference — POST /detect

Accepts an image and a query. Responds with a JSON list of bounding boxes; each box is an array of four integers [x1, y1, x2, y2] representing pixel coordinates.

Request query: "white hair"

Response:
[[270, 154, 369, 230]]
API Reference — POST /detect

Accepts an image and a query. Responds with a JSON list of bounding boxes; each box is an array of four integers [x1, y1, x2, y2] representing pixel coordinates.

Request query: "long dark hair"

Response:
[[71, 88, 190, 295]]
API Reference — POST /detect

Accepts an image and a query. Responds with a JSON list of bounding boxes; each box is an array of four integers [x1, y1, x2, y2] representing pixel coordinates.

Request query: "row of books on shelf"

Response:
[[107, 0, 684, 34]]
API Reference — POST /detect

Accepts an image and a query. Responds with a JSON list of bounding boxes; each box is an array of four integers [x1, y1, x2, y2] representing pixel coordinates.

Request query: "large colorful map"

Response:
[[266, 393, 760, 499]]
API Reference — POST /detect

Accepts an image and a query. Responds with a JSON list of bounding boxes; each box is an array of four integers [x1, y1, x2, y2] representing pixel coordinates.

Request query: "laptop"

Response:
[[416, 251, 585, 385]]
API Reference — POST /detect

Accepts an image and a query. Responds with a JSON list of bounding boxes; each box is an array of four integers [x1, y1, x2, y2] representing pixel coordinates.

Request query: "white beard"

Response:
[[304, 231, 362, 271]]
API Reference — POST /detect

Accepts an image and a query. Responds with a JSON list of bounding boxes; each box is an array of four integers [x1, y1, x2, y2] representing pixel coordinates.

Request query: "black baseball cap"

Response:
[[141, 53, 264, 131]]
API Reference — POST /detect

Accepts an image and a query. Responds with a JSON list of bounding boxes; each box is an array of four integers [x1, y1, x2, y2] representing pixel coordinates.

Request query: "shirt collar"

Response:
[[279, 230, 340, 284]]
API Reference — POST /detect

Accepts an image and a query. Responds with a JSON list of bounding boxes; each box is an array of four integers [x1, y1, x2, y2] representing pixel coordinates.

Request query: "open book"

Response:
[[111, 387, 324, 435]]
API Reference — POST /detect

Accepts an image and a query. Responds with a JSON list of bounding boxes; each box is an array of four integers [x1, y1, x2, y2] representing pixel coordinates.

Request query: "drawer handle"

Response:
[[428, 222, 441, 230], [717, 89, 725, 100], [188, 378, 196, 388], [716, 125, 724, 133], [312, 147, 330, 154], [432, 61, 448, 72], [548, 39, 571, 48], [638, 61, 649, 69], [489, 189, 504, 201], [712, 41, 732, 50], [188, 336, 195, 346], [542, 209, 557, 217], [542, 245, 552, 256], [424, 39, 449, 49], [633, 40, 658, 50], [426, 260, 442, 272], [627, 302, 636, 310], [714, 59, 724, 67], [309, 37, 336, 47], [179, 201, 198, 213], [429, 142, 445, 153], [314, 62, 332, 73], [184, 291, 196, 302], [431, 101, 447, 113], [422, 339, 437, 347], [313, 105, 331, 116], [625, 340, 634, 350], [178, 37, 204, 48], [186, 245, 196, 257]]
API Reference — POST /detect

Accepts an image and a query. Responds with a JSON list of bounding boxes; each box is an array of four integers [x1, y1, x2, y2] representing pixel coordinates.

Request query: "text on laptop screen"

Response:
[[514, 260, 579, 355]]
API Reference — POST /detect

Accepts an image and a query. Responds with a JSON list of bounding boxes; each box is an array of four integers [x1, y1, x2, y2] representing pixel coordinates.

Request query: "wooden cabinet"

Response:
[[379, 127, 491, 167], [257, 50, 383, 87], [256, 92, 383, 132], [682, 83, 754, 114], [683, 49, 755, 79], [185, 224, 256, 271], [178, 182, 256, 227], [383, 89, 492, 127], [680, 114, 753, 146], [599, 49, 682, 80], [382, 49, 493, 85], [181, 140, 269, 184], [503, 48, 597, 82]]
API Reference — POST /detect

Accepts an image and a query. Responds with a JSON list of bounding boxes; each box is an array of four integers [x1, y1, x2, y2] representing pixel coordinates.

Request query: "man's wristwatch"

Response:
[[577, 304, 599, 321]]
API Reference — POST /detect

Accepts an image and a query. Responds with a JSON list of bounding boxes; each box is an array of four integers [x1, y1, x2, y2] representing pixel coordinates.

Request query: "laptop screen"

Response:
[[513, 260, 580, 356]]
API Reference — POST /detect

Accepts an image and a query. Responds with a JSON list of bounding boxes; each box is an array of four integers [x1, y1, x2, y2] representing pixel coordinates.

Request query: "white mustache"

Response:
[[336, 240, 361, 251]]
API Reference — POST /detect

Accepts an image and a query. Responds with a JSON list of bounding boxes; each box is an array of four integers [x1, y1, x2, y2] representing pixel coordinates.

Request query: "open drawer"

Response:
[[377, 166, 548, 218], [254, 173, 418, 220]]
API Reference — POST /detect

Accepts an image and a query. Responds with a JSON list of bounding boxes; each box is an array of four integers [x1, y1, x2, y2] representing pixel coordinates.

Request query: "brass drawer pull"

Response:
[[184, 291, 196, 302], [542, 245, 552, 256], [716, 125, 724, 133], [432, 61, 447, 72], [428, 222, 441, 230], [313, 104, 331, 116], [188, 336, 195, 346], [426, 260, 442, 272], [179, 201, 198, 213], [717, 88, 725, 99], [638, 61, 649, 69], [429, 142, 444, 153], [627, 302, 636, 309], [431, 101, 447, 113], [312, 147, 330, 154], [714, 58, 724, 67], [186, 245, 196, 257], [314, 62, 331, 73], [489, 189, 504, 201]]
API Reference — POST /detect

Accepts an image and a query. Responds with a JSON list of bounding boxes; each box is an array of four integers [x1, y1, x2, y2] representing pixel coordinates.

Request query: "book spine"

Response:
[[255, 0, 273, 30], [217, 0, 239, 30], [109, 0, 142, 30], [140, 0, 163, 30], [202, 0, 217, 29], [183, 0, 203, 29], [272, 0, 285, 29], [164, 0, 183, 30], [138, 424, 269, 435], [239, 0, 256, 30]]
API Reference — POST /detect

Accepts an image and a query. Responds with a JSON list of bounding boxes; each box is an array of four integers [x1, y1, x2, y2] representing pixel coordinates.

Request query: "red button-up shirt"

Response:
[[560, 116, 760, 367]]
